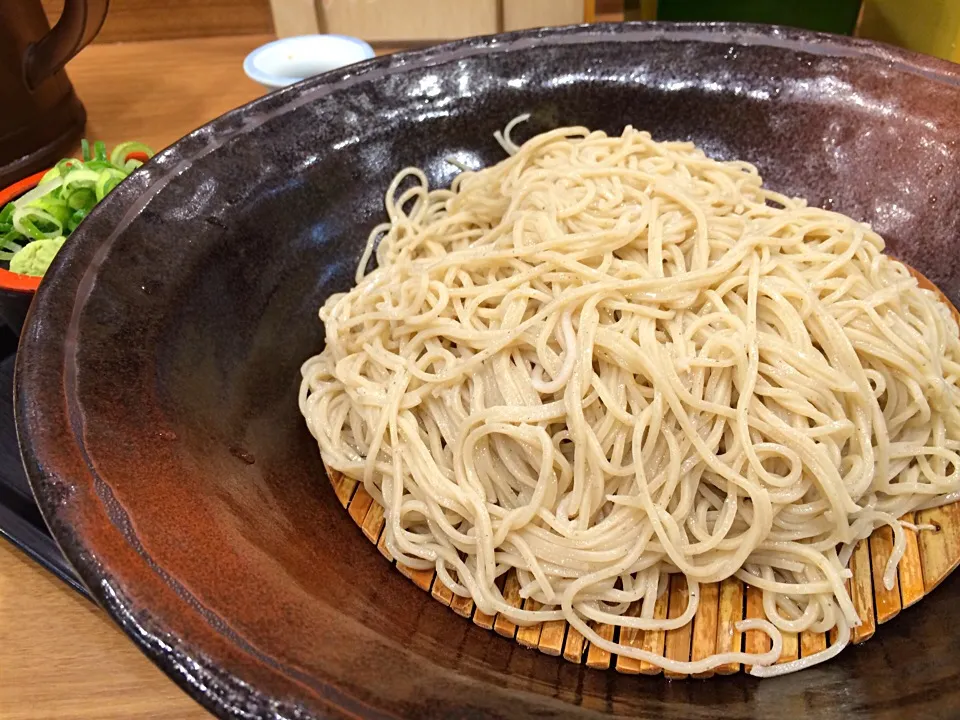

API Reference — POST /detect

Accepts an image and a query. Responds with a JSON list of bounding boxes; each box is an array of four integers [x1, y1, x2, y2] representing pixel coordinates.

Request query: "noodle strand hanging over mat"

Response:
[[299, 118, 960, 676]]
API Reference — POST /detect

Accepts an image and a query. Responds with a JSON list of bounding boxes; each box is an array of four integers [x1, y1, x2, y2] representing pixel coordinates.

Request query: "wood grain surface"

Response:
[[0, 542, 210, 719], [0, 34, 272, 720], [72, 35, 270, 152], [42, 0, 274, 43]]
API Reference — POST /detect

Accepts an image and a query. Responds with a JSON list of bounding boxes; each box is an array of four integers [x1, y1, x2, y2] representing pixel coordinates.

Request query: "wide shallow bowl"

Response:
[[16, 22, 960, 720]]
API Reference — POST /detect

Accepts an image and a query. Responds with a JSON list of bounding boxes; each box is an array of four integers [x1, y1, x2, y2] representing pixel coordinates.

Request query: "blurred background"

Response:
[[39, 0, 960, 62]]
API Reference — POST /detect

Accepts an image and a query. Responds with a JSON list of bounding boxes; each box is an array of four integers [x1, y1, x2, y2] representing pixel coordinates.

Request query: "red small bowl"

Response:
[[0, 169, 49, 334], [0, 152, 152, 332], [0, 170, 48, 294]]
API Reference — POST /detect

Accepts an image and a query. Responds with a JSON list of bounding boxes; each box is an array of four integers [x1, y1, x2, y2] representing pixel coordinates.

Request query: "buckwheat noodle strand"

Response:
[[299, 118, 960, 676]]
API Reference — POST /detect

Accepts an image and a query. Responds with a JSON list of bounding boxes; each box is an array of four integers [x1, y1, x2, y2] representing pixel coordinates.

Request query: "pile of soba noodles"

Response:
[[299, 117, 960, 676]]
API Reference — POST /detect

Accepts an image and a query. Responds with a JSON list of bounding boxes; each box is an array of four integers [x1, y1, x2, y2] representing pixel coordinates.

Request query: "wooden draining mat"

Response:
[[324, 266, 960, 676], [326, 465, 960, 677]]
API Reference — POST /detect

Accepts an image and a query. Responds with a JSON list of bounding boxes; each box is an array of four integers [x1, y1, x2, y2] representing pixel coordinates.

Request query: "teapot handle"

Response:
[[24, 0, 109, 90]]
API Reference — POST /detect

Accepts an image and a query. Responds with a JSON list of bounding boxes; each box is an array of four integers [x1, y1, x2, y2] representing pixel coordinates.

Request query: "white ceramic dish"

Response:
[[243, 35, 375, 90]]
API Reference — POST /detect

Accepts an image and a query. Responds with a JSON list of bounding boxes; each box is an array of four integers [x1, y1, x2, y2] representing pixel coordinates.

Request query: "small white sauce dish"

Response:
[[243, 35, 375, 91]]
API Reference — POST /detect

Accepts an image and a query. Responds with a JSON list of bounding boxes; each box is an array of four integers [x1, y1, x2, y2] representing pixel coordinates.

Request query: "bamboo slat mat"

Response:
[[326, 465, 960, 677]]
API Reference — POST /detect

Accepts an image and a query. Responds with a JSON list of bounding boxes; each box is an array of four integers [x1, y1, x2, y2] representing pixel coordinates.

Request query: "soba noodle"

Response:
[[299, 117, 960, 676]]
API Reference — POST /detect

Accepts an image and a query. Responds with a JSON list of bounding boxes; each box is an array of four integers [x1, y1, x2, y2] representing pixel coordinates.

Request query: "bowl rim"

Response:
[[0, 170, 49, 294], [16, 21, 960, 720]]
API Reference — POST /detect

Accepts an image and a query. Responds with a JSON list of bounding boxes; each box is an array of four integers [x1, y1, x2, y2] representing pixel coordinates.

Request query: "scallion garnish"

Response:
[[0, 139, 155, 277]]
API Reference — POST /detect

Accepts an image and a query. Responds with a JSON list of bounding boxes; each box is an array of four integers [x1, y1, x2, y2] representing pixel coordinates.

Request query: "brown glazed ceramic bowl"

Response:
[[15, 23, 960, 720]]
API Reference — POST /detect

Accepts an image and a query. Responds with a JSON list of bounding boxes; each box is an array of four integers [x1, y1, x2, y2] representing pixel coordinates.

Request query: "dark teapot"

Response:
[[0, 0, 109, 187]]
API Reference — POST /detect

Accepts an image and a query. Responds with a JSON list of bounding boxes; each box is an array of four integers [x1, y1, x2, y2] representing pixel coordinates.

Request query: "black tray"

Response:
[[0, 326, 88, 598]]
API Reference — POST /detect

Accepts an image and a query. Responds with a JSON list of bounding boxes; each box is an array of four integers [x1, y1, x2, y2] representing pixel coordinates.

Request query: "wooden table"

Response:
[[0, 34, 272, 720]]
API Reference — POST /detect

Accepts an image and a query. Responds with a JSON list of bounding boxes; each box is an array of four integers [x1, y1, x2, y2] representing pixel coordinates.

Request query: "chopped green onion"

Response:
[[66, 188, 95, 210], [61, 168, 100, 193], [39, 167, 60, 185], [32, 196, 72, 226], [3, 139, 153, 277], [13, 207, 62, 240], [55, 158, 82, 178], [110, 141, 154, 167], [65, 208, 88, 233], [0, 229, 23, 253], [14, 177, 63, 208], [0, 230, 23, 260], [94, 168, 126, 201], [83, 159, 113, 172]]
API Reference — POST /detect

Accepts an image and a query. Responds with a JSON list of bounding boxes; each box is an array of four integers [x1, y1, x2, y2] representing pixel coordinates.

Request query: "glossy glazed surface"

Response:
[[16, 23, 960, 720]]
